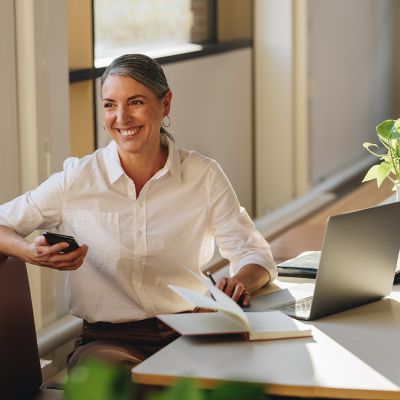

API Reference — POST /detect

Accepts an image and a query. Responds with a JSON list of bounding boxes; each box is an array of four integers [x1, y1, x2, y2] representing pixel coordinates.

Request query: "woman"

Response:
[[0, 54, 276, 370]]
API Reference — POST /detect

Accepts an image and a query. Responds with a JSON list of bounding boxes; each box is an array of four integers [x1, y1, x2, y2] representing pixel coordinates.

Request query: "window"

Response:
[[94, 0, 214, 67]]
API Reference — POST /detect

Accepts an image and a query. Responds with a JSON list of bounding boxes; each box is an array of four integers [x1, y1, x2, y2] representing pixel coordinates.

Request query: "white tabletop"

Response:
[[133, 281, 400, 399]]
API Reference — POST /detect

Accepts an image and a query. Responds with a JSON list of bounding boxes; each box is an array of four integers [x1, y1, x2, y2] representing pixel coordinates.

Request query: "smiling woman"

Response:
[[0, 53, 276, 374], [100, 55, 173, 194]]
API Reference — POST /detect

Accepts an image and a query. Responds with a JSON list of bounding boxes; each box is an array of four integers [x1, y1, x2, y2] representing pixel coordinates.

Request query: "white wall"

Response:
[[164, 50, 253, 214], [396, 1, 400, 111], [14, 0, 71, 329], [254, 0, 295, 216], [0, 0, 20, 203], [254, 0, 397, 215], [16, 0, 70, 193], [309, 0, 396, 184]]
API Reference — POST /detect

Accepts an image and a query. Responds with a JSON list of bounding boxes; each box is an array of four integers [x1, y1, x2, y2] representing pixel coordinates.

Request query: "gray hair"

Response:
[[101, 54, 174, 140]]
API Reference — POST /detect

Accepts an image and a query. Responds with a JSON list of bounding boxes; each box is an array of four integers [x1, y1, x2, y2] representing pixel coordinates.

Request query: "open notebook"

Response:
[[158, 281, 312, 341]]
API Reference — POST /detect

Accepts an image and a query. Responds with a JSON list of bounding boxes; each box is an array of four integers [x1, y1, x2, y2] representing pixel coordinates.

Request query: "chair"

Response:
[[0, 256, 63, 399]]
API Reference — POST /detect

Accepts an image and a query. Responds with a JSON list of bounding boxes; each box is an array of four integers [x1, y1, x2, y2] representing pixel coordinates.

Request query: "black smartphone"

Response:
[[42, 232, 80, 254]]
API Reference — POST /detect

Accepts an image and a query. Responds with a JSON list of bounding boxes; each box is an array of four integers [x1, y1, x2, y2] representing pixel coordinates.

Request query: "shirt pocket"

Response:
[[64, 209, 121, 268]]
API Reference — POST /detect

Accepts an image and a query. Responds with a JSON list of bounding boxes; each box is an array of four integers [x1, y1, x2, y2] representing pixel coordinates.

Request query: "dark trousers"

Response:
[[67, 317, 180, 372]]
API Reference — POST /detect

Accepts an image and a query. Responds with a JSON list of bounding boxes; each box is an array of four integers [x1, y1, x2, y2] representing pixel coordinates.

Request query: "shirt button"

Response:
[[137, 230, 142, 236], [138, 201, 143, 207]]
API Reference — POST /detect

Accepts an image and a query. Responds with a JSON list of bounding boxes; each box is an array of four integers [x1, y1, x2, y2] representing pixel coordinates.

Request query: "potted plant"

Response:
[[362, 118, 400, 201]]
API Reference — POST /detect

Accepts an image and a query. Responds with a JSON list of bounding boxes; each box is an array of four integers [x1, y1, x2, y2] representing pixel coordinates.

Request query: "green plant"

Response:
[[63, 360, 267, 400], [148, 379, 266, 400], [362, 118, 400, 188], [63, 359, 133, 400]]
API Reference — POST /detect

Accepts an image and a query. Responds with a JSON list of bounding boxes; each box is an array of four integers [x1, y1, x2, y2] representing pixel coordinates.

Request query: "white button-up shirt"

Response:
[[0, 138, 276, 322]]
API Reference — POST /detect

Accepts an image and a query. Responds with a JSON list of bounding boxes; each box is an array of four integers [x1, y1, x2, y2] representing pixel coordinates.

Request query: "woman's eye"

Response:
[[129, 100, 144, 107], [103, 102, 115, 109]]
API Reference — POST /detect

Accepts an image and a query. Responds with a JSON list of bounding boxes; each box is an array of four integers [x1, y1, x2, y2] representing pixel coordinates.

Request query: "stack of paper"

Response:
[[277, 251, 321, 278]]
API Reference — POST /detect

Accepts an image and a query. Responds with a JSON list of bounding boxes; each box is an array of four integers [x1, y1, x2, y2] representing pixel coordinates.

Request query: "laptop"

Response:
[[254, 201, 400, 320]]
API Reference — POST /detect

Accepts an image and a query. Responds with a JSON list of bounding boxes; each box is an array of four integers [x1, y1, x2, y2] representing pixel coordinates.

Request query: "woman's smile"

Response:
[[118, 126, 143, 138]]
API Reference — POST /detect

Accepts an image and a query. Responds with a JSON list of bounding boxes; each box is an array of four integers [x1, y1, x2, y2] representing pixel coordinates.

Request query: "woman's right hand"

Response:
[[26, 235, 88, 271]]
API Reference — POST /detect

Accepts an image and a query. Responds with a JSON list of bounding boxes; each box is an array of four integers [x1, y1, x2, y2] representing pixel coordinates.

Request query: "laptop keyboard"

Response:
[[270, 295, 313, 318]]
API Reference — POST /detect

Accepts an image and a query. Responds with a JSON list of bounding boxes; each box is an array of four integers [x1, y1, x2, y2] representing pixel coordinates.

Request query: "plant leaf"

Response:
[[362, 142, 378, 149], [362, 164, 379, 183], [208, 381, 265, 400], [376, 120, 395, 140], [376, 161, 392, 187], [390, 126, 400, 140], [148, 378, 204, 400], [64, 359, 133, 400], [362, 142, 385, 158]]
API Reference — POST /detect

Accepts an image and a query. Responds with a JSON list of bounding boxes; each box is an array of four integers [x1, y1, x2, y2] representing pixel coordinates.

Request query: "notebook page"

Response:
[[168, 285, 250, 330]]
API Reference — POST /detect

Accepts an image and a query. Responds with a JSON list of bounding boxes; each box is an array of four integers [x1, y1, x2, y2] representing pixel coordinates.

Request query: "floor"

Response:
[[269, 179, 393, 264]]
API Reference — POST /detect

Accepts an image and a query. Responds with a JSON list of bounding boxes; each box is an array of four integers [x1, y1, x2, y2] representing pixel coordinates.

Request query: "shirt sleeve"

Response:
[[207, 160, 277, 281], [0, 171, 65, 237]]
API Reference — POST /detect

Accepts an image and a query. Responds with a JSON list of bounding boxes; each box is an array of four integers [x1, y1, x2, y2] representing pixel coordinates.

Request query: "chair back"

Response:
[[0, 256, 42, 399]]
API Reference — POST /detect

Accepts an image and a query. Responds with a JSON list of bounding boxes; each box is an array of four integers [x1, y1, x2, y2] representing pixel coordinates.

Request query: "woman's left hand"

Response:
[[215, 276, 251, 307], [213, 264, 272, 307]]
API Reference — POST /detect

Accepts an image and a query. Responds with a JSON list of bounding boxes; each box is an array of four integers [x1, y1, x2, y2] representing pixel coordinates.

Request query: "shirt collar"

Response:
[[104, 140, 124, 184], [160, 135, 182, 183], [103, 136, 182, 185]]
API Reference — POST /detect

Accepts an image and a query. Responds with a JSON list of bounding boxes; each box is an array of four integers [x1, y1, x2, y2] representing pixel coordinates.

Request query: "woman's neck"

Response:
[[119, 144, 168, 195]]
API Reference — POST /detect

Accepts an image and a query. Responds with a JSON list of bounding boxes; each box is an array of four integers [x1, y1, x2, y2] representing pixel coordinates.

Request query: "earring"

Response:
[[103, 124, 106, 130], [162, 115, 171, 128]]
